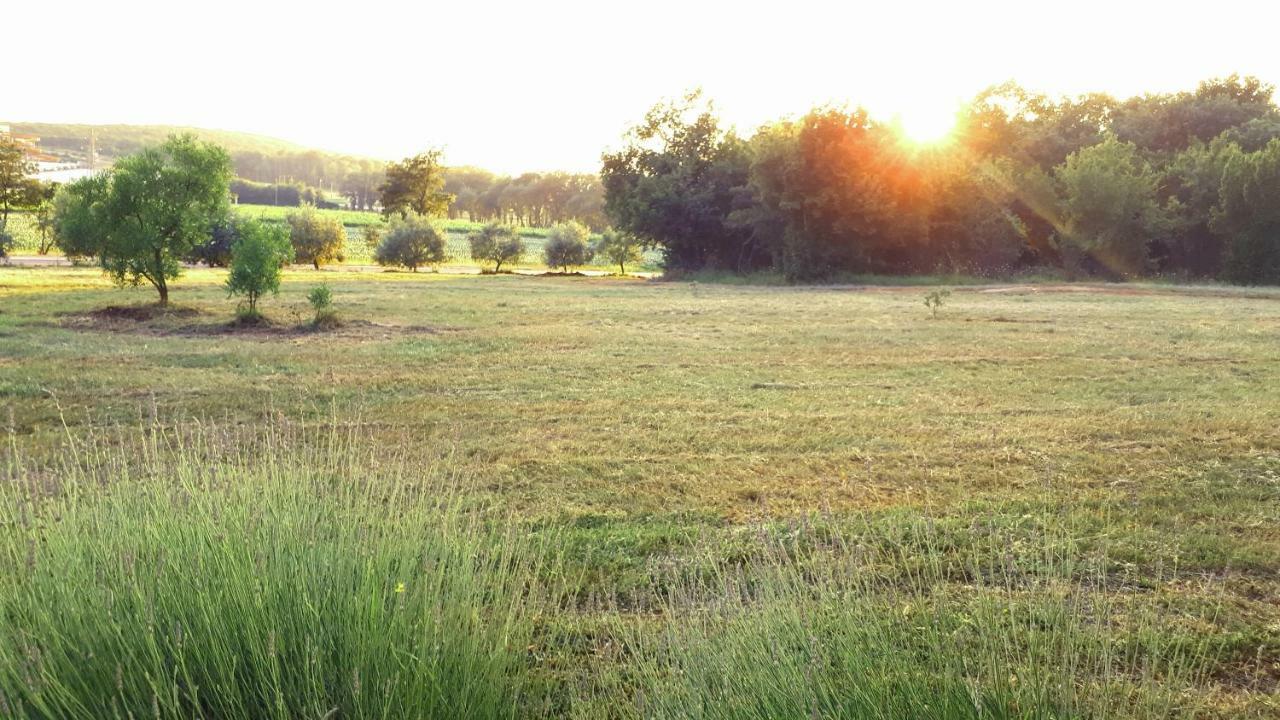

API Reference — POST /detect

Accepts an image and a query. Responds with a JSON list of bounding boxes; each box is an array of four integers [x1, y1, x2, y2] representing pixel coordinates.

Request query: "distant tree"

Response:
[[0, 139, 35, 232], [375, 212, 447, 271], [467, 223, 524, 272], [187, 215, 243, 267], [379, 150, 455, 218], [287, 205, 346, 269], [543, 221, 591, 272], [34, 188, 59, 255], [51, 135, 232, 304], [361, 225, 383, 253], [1212, 139, 1280, 284], [1055, 136, 1170, 277], [226, 220, 293, 317], [593, 229, 644, 274]]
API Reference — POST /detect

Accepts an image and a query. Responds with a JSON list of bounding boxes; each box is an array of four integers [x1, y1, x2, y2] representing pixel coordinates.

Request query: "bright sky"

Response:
[[7, 0, 1279, 174]]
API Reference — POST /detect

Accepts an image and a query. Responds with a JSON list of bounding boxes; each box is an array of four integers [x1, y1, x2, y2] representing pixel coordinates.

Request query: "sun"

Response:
[[895, 106, 959, 146]]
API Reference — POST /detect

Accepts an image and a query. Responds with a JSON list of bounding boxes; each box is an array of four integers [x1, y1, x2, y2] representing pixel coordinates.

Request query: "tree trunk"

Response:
[[155, 248, 168, 306]]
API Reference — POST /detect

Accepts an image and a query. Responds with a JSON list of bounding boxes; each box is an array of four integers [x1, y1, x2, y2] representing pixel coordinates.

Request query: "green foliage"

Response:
[[1055, 136, 1170, 278], [287, 204, 346, 270], [375, 212, 448, 272], [307, 284, 337, 326], [0, 230, 12, 259], [225, 220, 293, 316], [33, 194, 57, 255], [543, 221, 591, 272], [361, 224, 382, 252], [1212, 139, 1280, 284], [0, 139, 36, 229], [923, 288, 951, 317], [467, 223, 524, 272], [187, 216, 243, 267], [379, 150, 454, 218], [603, 77, 1280, 285], [602, 91, 756, 272], [592, 229, 644, 274], [49, 134, 232, 304]]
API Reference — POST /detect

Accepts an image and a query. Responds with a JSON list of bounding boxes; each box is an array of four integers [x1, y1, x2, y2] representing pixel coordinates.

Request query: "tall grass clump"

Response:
[[606, 517, 1222, 720], [0, 421, 555, 720]]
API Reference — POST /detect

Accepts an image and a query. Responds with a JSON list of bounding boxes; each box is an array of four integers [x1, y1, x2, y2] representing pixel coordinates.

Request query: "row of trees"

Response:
[[603, 78, 1280, 284], [377, 153, 606, 228]]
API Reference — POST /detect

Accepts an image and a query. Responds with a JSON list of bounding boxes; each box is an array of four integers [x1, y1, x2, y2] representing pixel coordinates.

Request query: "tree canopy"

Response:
[[52, 134, 232, 304], [379, 150, 455, 218], [603, 76, 1280, 284]]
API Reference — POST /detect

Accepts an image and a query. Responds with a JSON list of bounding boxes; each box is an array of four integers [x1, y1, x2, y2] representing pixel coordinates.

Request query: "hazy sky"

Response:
[[7, 0, 1279, 173]]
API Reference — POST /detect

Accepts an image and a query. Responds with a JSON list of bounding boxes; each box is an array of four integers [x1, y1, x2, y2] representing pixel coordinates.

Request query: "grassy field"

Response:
[[1, 267, 1278, 717]]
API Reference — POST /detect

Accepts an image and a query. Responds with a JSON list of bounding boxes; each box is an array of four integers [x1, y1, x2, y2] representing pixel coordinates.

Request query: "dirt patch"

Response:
[[59, 308, 444, 342], [86, 304, 203, 321]]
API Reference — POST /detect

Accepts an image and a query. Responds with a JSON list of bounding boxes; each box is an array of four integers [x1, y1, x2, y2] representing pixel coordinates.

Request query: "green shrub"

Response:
[[308, 284, 337, 327], [226, 220, 293, 318], [375, 213, 448, 272], [923, 288, 951, 317]]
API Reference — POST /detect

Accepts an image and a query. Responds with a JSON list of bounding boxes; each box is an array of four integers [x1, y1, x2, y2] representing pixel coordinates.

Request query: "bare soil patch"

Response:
[[58, 307, 443, 342]]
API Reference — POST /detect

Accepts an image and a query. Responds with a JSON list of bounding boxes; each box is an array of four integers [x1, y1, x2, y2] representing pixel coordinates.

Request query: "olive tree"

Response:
[[467, 223, 524, 272], [287, 205, 346, 269], [543, 221, 591, 272], [375, 212, 448, 271], [51, 135, 232, 305], [593, 229, 644, 274]]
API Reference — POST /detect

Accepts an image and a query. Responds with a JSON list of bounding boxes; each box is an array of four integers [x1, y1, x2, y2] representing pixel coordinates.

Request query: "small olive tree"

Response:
[[468, 223, 524, 272], [375, 212, 448, 272], [593, 229, 644, 275], [226, 220, 293, 319], [287, 205, 346, 269], [543, 221, 591, 273]]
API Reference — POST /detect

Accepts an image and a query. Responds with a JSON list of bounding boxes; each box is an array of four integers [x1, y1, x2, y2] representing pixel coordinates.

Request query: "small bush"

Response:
[[375, 213, 447, 272], [467, 223, 524, 272], [308, 284, 337, 327], [0, 230, 12, 260], [924, 288, 951, 318], [543, 221, 591, 272]]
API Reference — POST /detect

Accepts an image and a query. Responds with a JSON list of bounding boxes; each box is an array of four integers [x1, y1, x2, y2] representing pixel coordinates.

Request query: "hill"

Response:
[[9, 122, 350, 162]]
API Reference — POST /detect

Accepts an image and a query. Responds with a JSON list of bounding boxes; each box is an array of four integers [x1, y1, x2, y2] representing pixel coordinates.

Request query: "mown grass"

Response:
[[1, 267, 1278, 716]]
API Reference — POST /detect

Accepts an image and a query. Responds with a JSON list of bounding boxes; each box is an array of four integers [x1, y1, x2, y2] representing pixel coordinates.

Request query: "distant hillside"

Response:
[[10, 123, 347, 161]]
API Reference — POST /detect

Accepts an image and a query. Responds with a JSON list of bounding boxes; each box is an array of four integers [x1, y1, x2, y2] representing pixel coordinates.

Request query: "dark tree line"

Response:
[[603, 79, 1280, 284]]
